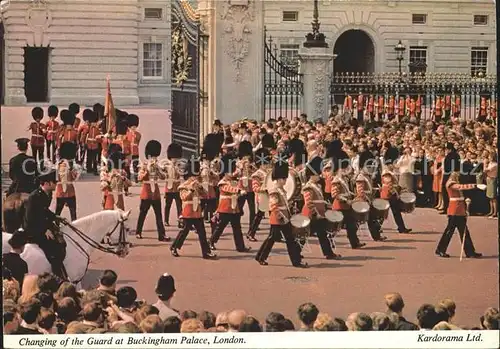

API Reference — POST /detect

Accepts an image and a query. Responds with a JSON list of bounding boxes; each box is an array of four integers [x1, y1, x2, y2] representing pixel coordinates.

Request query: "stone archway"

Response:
[[333, 29, 375, 74]]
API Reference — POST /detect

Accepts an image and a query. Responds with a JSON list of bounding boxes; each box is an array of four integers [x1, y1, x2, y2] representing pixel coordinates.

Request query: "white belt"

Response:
[[33, 134, 44, 137], [220, 194, 238, 209], [277, 206, 288, 210], [312, 200, 324, 203], [450, 198, 464, 201], [110, 190, 124, 195], [87, 138, 96, 141], [48, 130, 57, 133]]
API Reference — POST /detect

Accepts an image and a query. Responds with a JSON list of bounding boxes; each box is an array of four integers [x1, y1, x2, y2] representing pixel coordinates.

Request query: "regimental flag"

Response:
[[104, 75, 116, 134]]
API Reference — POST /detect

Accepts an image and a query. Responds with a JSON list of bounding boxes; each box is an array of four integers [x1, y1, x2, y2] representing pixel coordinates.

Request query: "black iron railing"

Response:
[[329, 72, 497, 121], [263, 28, 304, 121]]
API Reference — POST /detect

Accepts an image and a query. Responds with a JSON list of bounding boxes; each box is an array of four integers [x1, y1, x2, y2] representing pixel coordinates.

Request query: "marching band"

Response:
[[12, 101, 490, 273]]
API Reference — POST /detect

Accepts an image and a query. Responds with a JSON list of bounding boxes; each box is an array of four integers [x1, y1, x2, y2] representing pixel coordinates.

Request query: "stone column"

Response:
[[299, 47, 333, 121], [213, 0, 264, 124]]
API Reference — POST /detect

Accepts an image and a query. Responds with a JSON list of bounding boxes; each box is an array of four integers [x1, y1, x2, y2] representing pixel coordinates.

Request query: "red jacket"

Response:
[[301, 182, 326, 219], [217, 178, 240, 214]]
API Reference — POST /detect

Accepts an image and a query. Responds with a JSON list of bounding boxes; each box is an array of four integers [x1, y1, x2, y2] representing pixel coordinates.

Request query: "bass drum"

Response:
[[324, 210, 344, 234], [290, 214, 310, 240], [400, 192, 416, 213], [352, 201, 370, 224], [372, 198, 390, 221], [284, 169, 302, 202]]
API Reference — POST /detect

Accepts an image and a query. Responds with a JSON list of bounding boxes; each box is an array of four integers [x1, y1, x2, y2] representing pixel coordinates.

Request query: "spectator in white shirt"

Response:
[[152, 273, 179, 321], [396, 148, 416, 193]]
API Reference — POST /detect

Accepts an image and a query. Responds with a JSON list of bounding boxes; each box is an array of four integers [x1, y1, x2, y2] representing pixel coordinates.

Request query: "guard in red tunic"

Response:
[[28, 107, 46, 165], [435, 171, 482, 258], [387, 95, 395, 120], [112, 120, 131, 195], [55, 142, 81, 221], [344, 94, 353, 114], [68, 103, 82, 162], [357, 92, 364, 123], [397, 96, 405, 121], [452, 95, 461, 117], [209, 154, 251, 253], [415, 95, 422, 120], [356, 150, 387, 242], [255, 161, 306, 268], [135, 140, 169, 242], [200, 134, 220, 225], [163, 143, 183, 228], [57, 110, 78, 148], [367, 95, 375, 121], [380, 164, 411, 234], [101, 150, 130, 211], [126, 114, 141, 182], [78, 109, 92, 166], [85, 110, 101, 175], [302, 156, 339, 260], [235, 141, 256, 226], [376, 95, 385, 120], [478, 97, 488, 122], [444, 94, 452, 120], [170, 158, 217, 260], [433, 96, 443, 122], [246, 148, 272, 241], [46, 105, 60, 164]]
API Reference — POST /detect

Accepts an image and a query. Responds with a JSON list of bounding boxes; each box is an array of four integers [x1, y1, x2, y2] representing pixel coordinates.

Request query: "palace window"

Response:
[[473, 15, 488, 25], [279, 44, 300, 69], [470, 47, 488, 76], [282, 11, 298, 22], [409, 46, 427, 72], [412, 14, 427, 24], [143, 43, 163, 78], [144, 8, 163, 20]]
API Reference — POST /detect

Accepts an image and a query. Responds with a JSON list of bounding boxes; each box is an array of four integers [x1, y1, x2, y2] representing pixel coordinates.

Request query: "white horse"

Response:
[[2, 210, 131, 286]]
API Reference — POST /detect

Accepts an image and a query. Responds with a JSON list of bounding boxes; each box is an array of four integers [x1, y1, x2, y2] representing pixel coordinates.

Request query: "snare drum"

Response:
[[371, 198, 390, 220], [352, 201, 370, 224], [284, 169, 302, 202], [290, 214, 310, 240], [400, 192, 416, 213], [324, 210, 344, 233]]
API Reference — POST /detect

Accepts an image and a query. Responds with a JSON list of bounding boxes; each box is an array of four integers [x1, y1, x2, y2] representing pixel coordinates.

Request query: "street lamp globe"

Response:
[[394, 40, 406, 59]]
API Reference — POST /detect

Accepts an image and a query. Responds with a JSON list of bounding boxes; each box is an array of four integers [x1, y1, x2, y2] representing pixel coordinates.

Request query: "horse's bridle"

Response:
[[59, 218, 131, 284]]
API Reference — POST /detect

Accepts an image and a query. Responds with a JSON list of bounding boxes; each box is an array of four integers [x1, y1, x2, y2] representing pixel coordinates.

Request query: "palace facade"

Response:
[[0, 0, 496, 106]]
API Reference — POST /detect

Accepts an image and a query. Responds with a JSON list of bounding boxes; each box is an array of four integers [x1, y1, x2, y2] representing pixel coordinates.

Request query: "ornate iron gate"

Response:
[[171, 0, 199, 157], [263, 28, 304, 120], [329, 72, 497, 121]]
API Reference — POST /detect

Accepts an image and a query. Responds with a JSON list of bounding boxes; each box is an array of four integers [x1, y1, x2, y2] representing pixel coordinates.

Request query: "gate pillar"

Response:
[[299, 47, 334, 121], [213, 0, 264, 124]]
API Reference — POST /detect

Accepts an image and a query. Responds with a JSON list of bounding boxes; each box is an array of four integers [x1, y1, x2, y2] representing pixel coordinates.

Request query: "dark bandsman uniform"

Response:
[[6, 138, 38, 196]]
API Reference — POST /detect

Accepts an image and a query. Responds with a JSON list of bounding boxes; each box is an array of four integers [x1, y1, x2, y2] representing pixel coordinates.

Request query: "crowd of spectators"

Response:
[[3, 270, 499, 334]]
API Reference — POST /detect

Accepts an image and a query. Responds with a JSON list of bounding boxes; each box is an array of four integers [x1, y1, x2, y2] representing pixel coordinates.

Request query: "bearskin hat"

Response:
[[115, 120, 129, 136], [31, 107, 44, 121], [128, 114, 139, 128], [60, 110, 76, 126], [48, 105, 59, 118], [220, 154, 237, 176], [383, 146, 399, 166], [59, 142, 77, 160], [305, 156, 323, 178], [68, 103, 80, 115], [87, 110, 98, 123], [183, 158, 200, 180], [254, 148, 271, 168], [145, 140, 162, 158], [202, 134, 218, 161], [213, 119, 222, 127], [272, 161, 289, 181], [167, 143, 182, 159], [108, 143, 123, 156], [82, 109, 94, 122], [238, 140, 253, 159], [331, 150, 350, 173], [325, 140, 343, 159], [359, 150, 375, 170], [108, 151, 125, 171], [261, 133, 276, 150], [93, 103, 104, 119]]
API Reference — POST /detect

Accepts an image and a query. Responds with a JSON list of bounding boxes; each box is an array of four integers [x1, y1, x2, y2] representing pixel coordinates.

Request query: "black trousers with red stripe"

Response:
[[436, 215, 476, 256], [172, 218, 211, 256]]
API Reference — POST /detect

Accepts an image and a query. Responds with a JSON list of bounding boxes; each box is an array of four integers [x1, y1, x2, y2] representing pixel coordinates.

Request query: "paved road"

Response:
[[2, 107, 498, 329]]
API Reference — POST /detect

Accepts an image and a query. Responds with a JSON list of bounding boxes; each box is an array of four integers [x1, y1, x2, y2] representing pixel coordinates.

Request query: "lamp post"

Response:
[[303, 0, 328, 48], [394, 40, 406, 78]]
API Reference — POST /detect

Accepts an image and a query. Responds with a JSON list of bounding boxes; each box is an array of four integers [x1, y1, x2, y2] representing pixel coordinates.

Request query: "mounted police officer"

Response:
[[22, 169, 68, 280], [6, 138, 38, 196]]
